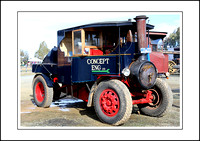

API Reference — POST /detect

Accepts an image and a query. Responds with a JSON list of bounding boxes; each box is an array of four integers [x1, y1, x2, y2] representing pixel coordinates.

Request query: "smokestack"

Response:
[[134, 15, 148, 51]]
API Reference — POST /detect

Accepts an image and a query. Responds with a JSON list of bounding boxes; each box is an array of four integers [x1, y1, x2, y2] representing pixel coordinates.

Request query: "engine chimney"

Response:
[[134, 15, 148, 51]]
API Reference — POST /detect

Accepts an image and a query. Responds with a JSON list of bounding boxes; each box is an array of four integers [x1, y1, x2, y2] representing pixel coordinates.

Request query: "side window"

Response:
[[73, 30, 82, 55], [85, 31, 100, 47], [151, 39, 163, 52], [59, 31, 72, 57], [72, 29, 103, 56]]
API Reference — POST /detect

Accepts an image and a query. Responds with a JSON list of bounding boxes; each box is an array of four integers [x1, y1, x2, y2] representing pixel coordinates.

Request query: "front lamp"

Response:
[[122, 68, 130, 77]]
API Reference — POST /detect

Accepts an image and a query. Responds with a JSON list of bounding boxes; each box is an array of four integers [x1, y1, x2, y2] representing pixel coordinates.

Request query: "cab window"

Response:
[[85, 31, 100, 47], [74, 30, 82, 55], [59, 31, 72, 57]]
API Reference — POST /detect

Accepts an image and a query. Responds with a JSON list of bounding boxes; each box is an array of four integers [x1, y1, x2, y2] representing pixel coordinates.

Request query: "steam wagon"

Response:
[[32, 15, 173, 125]]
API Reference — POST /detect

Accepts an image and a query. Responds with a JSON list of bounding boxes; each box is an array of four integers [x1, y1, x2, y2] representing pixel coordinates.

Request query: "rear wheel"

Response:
[[138, 78, 173, 117], [33, 75, 53, 108], [93, 79, 132, 125]]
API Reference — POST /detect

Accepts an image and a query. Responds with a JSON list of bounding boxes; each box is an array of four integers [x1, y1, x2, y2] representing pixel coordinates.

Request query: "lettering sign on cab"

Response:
[[87, 58, 110, 65], [87, 58, 110, 72]]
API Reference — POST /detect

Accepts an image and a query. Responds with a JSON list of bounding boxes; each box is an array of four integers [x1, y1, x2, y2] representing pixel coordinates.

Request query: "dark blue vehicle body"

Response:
[[32, 20, 153, 85], [32, 42, 138, 85]]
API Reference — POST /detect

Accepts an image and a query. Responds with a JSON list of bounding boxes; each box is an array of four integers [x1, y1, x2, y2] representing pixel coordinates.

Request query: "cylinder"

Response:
[[134, 15, 148, 51], [129, 60, 157, 89]]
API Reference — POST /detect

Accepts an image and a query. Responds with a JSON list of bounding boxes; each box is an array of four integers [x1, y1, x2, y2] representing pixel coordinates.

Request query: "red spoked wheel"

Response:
[[33, 75, 53, 108], [35, 82, 45, 102], [94, 79, 132, 125], [99, 89, 120, 117]]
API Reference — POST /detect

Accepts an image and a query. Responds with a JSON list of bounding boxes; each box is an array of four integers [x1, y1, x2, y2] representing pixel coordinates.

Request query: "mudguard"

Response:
[[33, 74, 54, 88]]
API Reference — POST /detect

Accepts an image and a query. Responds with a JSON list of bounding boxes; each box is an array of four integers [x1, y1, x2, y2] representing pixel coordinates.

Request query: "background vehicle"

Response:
[[166, 47, 180, 74], [145, 32, 180, 75], [32, 15, 173, 125]]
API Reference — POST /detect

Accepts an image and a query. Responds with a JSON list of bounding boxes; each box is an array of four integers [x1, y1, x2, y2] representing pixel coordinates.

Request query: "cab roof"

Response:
[[57, 20, 155, 47], [57, 20, 155, 33]]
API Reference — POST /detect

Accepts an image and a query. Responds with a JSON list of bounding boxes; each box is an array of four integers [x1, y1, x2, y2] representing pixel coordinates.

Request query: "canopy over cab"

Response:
[[57, 20, 154, 57]]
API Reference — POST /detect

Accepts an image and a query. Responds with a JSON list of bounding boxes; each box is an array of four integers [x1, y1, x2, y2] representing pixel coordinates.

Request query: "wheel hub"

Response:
[[148, 89, 160, 106], [99, 89, 120, 117]]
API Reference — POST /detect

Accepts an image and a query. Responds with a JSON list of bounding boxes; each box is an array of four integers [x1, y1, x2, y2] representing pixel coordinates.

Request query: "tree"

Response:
[[164, 27, 180, 48], [34, 41, 50, 60], [20, 49, 29, 65], [175, 27, 180, 46]]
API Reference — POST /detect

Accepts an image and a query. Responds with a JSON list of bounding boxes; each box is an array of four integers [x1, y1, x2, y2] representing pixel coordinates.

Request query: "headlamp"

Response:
[[122, 68, 130, 77], [165, 72, 170, 77]]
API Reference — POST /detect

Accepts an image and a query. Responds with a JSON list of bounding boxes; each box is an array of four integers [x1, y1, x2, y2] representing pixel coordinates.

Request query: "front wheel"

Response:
[[33, 75, 53, 108], [93, 79, 132, 125], [138, 78, 173, 117]]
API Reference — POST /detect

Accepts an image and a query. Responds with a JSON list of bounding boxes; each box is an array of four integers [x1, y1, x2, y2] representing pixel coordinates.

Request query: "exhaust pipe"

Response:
[[134, 15, 150, 60], [134, 15, 148, 50]]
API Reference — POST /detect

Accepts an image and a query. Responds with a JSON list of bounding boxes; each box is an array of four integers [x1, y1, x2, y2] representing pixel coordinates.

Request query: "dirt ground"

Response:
[[19, 72, 181, 128]]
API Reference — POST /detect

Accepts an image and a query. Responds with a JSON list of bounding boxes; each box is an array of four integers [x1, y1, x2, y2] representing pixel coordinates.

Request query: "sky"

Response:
[[18, 12, 181, 59]]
